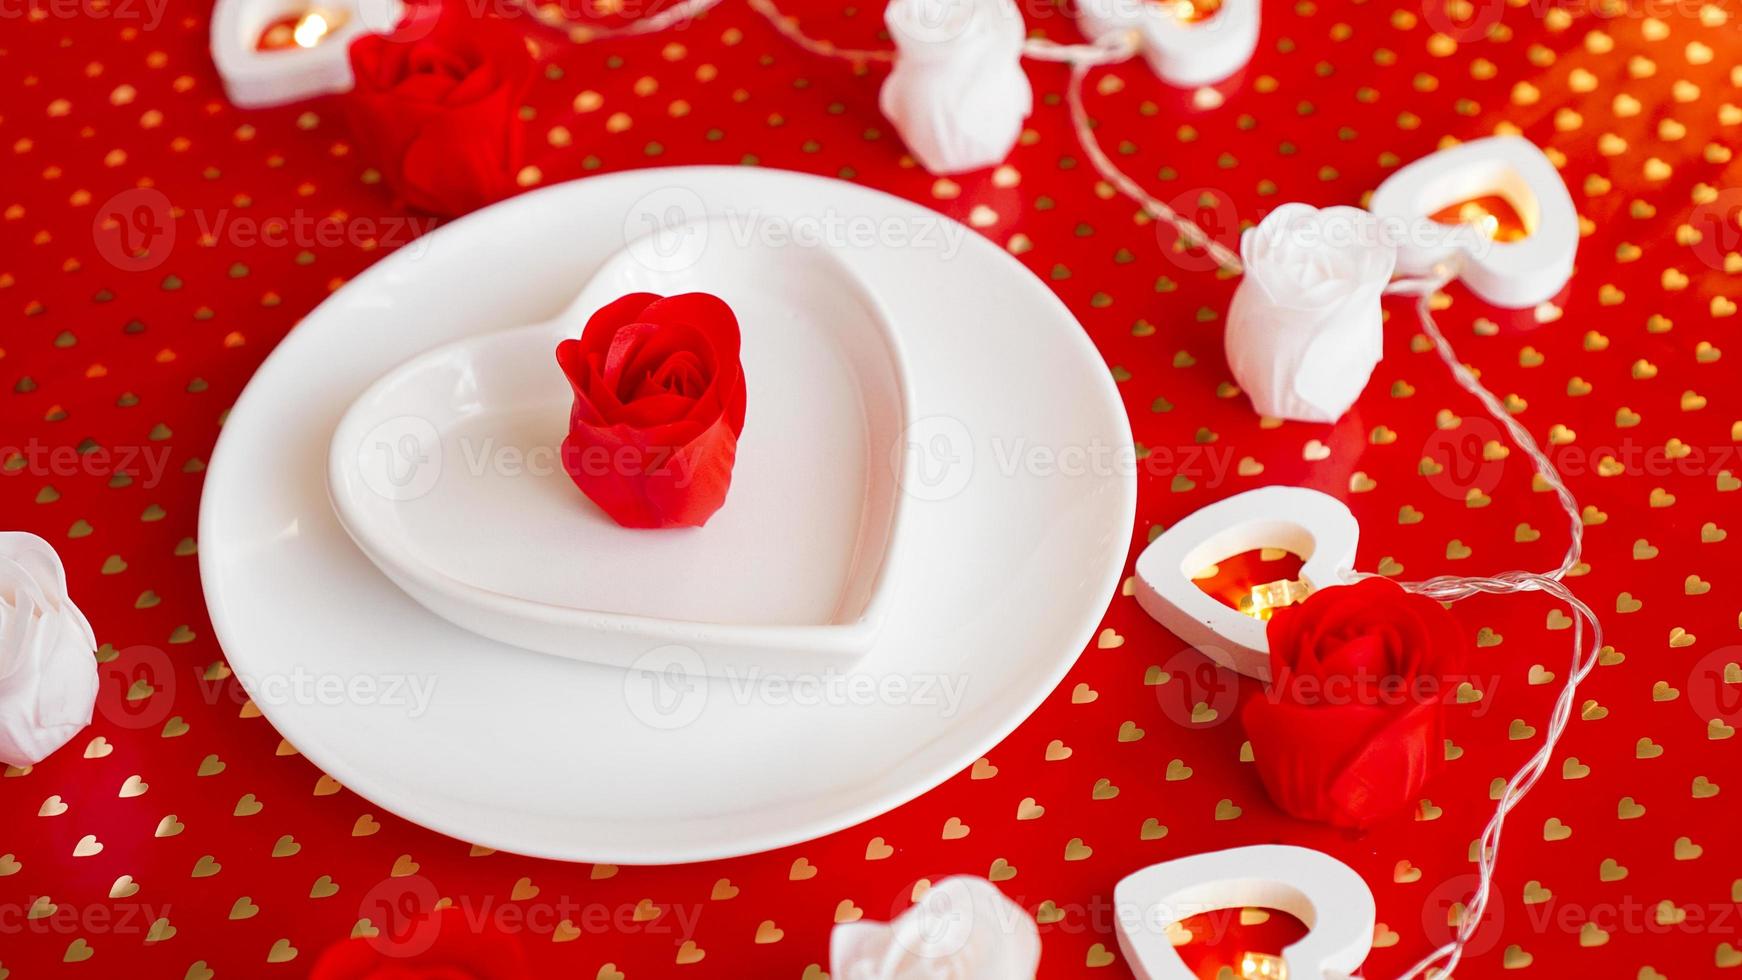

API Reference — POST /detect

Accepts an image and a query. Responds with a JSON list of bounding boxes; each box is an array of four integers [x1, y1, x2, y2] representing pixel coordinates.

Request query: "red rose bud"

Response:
[[556, 292, 748, 529], [309, 905, 530, 980], [1240, 577, 1468, 829], [344, 1, 535, 217]]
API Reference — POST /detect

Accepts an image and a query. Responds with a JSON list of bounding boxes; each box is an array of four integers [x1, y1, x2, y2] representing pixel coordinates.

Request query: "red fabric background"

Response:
[[3, 1, 1740, 977]]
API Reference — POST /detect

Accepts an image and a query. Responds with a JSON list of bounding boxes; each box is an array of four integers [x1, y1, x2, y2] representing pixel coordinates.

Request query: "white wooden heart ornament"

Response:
[[211, 0, 402, 108], [1368, 135, 1577, 309], [880, 0, 1033, 175], [1115, 845, 1375, 980], [1076, 0, 1259, 87], [1133, 486, 1358, 681]]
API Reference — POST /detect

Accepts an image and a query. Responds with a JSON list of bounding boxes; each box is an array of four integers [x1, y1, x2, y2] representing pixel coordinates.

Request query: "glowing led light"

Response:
[[1428, 194, 1531, 243], [1238, 578, 1311, 620], [1239, 951, 1289, 979], [294, 11, 333, 46], [257, 8, 348, 51], [1161, 0, 1222, 22]]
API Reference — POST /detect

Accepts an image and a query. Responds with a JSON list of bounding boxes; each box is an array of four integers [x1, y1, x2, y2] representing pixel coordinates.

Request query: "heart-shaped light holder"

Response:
[[1115, 845, 1374, 980], [1076, 0, 1259, 87], [211, 0, 402, 108], [1368, 135, 1576, 309], [1133, 486, 1358, 681]]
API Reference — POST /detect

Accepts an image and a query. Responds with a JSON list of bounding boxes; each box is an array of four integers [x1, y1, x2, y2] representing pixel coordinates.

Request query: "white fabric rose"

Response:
[[879, 0, 1032, 175], [1225, 203, 1398, 423], [831, 876, 1040, 979], [0, 532, 99, 767]]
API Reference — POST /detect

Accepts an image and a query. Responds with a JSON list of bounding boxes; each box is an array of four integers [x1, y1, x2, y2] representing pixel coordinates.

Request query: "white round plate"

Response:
[[200, 167, 1136, 863]]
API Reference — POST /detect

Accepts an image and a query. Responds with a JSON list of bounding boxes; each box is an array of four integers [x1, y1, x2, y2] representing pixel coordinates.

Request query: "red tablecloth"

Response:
[[4, 1, 1740, 976]]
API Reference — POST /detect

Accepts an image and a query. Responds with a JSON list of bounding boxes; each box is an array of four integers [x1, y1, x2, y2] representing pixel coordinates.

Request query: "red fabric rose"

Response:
[[556, 292, 748, 528], [309, 906, 530, 980], [345, 1, 535, 217], [1240, 577, 1467, 829]]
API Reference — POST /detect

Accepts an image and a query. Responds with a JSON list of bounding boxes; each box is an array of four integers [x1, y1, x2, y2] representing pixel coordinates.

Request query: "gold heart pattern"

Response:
[[0, 4, 1737, 979]]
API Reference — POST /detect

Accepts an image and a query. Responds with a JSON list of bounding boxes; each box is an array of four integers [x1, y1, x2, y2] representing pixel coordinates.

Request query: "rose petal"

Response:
[[309, 905, 531, 980], [560, 417, 739, 528], [1243, 694, 1443, 829], [1248, 577, 1467, 828], [344, 8, 534, 217], [636, 293, 746, 434]]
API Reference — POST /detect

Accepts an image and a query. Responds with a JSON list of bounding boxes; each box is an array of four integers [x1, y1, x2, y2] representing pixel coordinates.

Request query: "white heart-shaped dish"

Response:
[[211, 0, 401, 108], [1368, 135, 1576, 309], [1132, 486, 1358, 681], [327, 216, 910, 677], [1115, 845, 1375, 980]]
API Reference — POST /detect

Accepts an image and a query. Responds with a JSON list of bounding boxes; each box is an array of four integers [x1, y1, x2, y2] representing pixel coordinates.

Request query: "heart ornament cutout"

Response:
[[1368, 135, 1577, 309], [327, 215, 910, 678], [210, 0, 402, 108], [1076, 0, 1259, 87], [1115, 845, 1375, 980], [1133, 486, 1358, 681]]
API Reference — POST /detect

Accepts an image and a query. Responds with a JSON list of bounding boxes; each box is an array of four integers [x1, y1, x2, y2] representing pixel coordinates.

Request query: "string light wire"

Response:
[[744, 0, 894, 61], [1374, 276, 1602, 980], [1060, 55, 1246, 273], [519, 3, 1604, 976], [525, 0, 724, 41]]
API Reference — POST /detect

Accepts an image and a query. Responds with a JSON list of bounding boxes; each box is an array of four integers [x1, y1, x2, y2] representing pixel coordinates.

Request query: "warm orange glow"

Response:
[[1429, 194, 1531, 242], [1192, 549, 1307, 620], [256, 8, 347, 51], [1240, 951, 1289, 979], [1156, 0, 1223, 22], [1171, 906, 1306, 980], [1242, 577, 1311, 619]]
